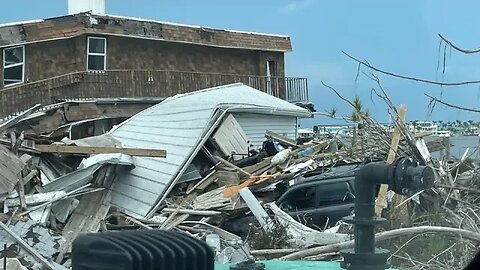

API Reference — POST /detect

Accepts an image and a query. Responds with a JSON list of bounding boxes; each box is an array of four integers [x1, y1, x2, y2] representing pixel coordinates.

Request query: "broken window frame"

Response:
[[87, 37, 107, 71], [3, 45, 25, 87], [266, 60, 277, 96]]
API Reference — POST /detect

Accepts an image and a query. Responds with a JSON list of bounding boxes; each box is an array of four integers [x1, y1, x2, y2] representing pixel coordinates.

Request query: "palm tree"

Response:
[[349, 95, 368, 123], [349, 111, 361, 123], [328, 107, 337, 118]]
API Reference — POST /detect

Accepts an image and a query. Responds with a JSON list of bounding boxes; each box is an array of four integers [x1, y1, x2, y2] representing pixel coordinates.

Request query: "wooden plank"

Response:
[[6, 191, 66, 207], [265, 130, 297, 147], [243, 157, 272, 174], [22, 170, 38, 185], [12, 131, 24, 154], [222, 175, 273, 197], [56, 166, 116, 263], [375, 104, 407, 217], [214, 156, 251, 177], [0, 145, 24, 194], [35, 144, 167, 158], [20, 184, 92, 216], [186, 169, 218, 195], [16, 179, 27, 210]]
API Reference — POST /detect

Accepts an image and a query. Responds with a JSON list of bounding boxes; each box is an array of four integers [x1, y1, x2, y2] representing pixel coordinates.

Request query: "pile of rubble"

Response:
[[0, 84, 478, 269]]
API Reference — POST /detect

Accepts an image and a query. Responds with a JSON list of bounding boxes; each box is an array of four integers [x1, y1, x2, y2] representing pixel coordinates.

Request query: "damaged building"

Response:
[[0, 1, 322, 268], [0, 4, 311, 120]]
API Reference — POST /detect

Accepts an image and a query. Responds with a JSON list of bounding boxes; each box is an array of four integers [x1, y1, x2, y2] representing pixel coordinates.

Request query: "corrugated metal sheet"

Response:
[[233, 113, 297, 149], [108, 83, 311, 218]]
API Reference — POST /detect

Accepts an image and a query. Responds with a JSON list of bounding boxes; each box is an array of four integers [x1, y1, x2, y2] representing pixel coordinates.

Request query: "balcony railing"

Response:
[[0, 70, 308, 119]]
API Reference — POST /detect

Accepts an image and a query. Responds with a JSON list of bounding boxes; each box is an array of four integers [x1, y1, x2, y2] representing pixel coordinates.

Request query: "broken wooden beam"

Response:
[[265, 130, 297, 147], [375, 104, 406, 217], [35, 144, 167, 158], [16, 180, 27, 210], [19, 184, 92, 216], [214, 156, 251, 177], [22, 170, 38, 185], [161, 208, 221, 216], [5, 191, 67, 207], [0, 145, 25, 194], [12, 131, 25, 155], [55, 165, 117, 263]]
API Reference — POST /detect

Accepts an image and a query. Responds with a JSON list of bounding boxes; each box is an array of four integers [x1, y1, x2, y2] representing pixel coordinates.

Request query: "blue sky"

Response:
[[1, 0, 480, 127]]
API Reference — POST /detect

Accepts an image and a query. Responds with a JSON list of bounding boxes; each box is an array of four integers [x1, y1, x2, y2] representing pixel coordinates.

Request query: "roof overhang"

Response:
[[0, 13, 293, 52]]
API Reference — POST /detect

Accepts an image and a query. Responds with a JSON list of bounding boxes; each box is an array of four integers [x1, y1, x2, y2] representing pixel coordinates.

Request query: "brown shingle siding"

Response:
[[0, 13, 291, 52]]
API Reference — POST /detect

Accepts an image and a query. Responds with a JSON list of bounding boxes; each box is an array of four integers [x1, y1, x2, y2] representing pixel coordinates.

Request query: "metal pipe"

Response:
[[341, 157, 435, 270], [353, 162, 389, 254]]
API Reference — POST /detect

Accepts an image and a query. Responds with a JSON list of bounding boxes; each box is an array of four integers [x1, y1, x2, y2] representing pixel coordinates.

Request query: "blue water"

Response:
[[340, 136, 480, 160], [441, 136, 480, 160]]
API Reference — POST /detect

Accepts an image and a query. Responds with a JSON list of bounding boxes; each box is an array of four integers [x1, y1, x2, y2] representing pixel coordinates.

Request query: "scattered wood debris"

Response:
[[0, 88, 478, 270]]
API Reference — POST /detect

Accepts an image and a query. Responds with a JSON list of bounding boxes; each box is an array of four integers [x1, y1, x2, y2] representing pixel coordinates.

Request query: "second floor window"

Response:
[[3, 45, 25, 86], [87, 37, 107, 71]]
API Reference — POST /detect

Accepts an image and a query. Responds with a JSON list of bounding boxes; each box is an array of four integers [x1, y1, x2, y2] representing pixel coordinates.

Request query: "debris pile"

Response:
[[0, 83, 478, 269]]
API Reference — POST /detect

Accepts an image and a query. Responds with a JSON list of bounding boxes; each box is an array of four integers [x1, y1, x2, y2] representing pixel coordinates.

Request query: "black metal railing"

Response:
[[0, 70, 309, 118]]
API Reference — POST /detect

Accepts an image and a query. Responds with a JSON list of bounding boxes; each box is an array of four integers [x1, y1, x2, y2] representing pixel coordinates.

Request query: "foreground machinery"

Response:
[[70, 157, 435, 270]]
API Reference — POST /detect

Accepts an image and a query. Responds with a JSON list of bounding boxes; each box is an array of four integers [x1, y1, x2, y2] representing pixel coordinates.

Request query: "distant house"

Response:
[[0, 1, 309, 119], [298, 128, 315, 138]]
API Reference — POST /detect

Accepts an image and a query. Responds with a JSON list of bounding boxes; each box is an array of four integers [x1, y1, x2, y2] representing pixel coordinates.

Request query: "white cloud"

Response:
[[280, 0, 315, 13]]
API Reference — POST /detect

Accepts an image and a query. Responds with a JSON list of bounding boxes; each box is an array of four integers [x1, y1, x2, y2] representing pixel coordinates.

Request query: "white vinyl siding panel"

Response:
[[108, 83, 310, 218], [212, 114, 249, 158], [233, 113, 298, 149]]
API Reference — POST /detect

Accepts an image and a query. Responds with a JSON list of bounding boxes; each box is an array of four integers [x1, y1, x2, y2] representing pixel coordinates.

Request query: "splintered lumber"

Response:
[[56, 165, 117, 263], [193, 187, 236, 210], [162, 208, 221, 216], [12, 131, 24, 154], [22, 170, 38, 185], [6, 191, 66, 207], [223, 175, 274, 197], [19, 184, 92, 216], [16, 181, 27, 210], [163, 167, 221, 229], [0, 145, 25, 194], [35, 144, 167, 157], [186, 169, 217, 195], [214, 156, 251, 177], [0, 221, 55, 270], [375, 104, 406, 217], [265, 130, 297, 147]]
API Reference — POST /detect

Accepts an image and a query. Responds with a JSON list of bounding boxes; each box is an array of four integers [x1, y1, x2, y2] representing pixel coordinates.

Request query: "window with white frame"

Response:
[[87, 37, 107, 71], [3, 45, 25, 86]]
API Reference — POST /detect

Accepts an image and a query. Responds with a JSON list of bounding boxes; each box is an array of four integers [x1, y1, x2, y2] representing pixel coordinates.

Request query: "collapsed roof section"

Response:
[[108, 83, 312, 218], [0, 13, 292, 52]]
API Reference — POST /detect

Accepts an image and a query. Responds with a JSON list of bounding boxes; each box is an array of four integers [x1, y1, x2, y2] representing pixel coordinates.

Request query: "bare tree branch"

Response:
[[424, 93, 480, 113], [280, 225, 480, 260], [439, 34, 480, 54], [343, 51, 480, 86], [321, 81, 358, 109]]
